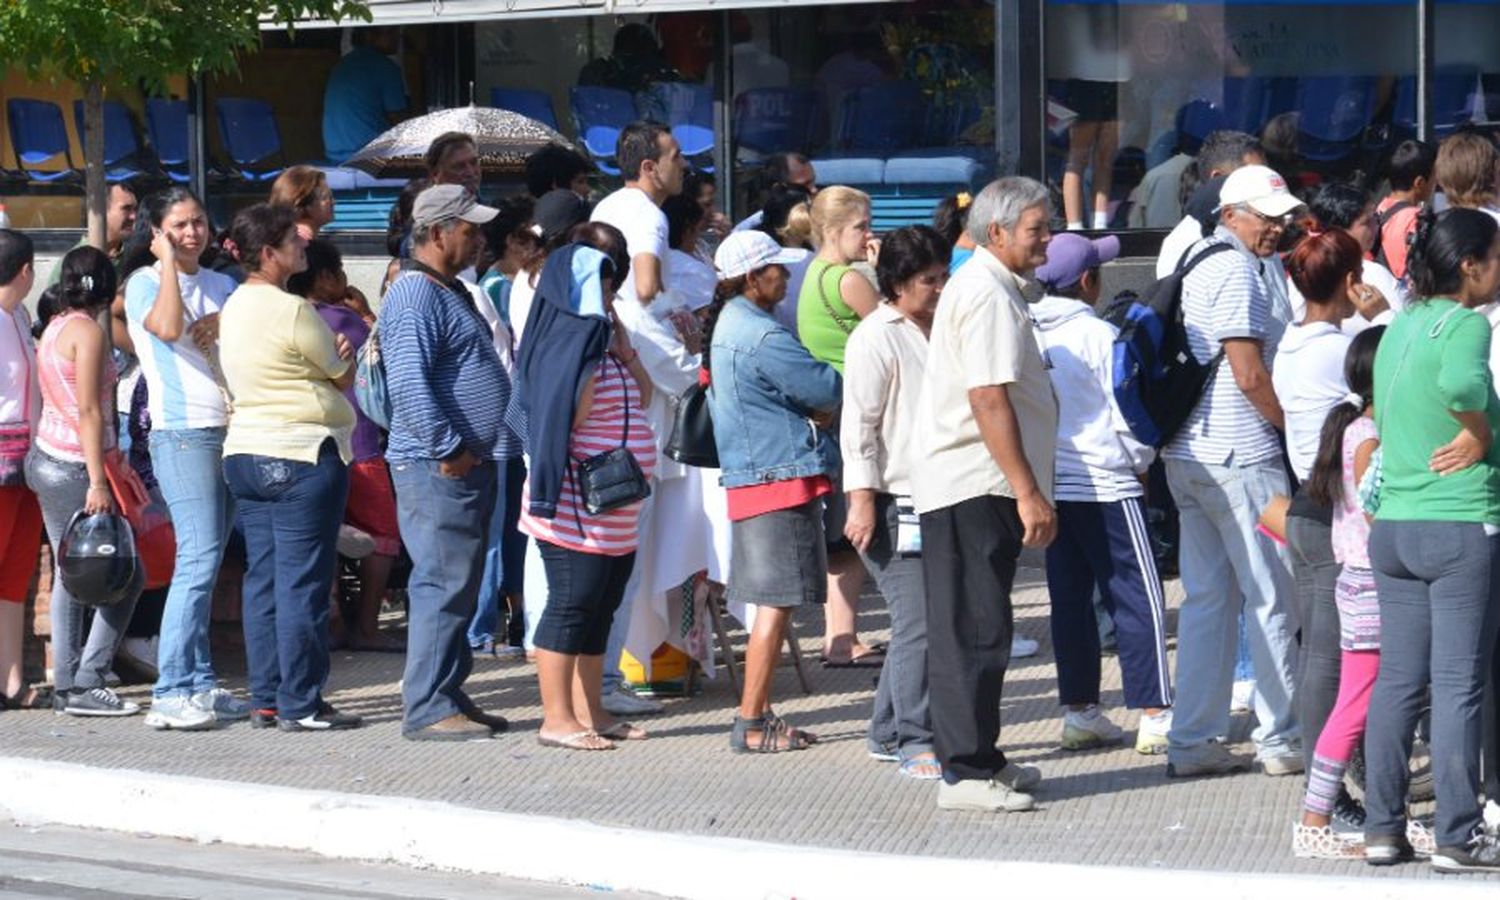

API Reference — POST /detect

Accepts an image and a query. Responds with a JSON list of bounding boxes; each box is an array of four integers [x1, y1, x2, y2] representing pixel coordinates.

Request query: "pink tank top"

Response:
[[36, 310, 117, 462]]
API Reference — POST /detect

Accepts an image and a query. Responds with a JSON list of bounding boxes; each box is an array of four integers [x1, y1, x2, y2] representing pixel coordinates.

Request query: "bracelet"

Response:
[[88, 484, 109, 491]]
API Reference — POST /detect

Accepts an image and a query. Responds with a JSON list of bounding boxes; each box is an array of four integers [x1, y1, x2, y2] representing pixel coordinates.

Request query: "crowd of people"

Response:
[[4, 116, 1500, 874]]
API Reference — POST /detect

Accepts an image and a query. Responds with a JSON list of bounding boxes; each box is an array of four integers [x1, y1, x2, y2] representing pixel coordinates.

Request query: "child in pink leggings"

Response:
[[1291, 327, 1395, 859]]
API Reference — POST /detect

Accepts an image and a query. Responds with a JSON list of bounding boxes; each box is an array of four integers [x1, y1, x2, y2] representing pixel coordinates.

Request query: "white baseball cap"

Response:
[[1216, 165, 1303, 218], [714, 231, 804, 280]]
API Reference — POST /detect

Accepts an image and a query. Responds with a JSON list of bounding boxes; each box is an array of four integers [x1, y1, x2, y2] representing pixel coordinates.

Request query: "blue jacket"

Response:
[[509, 244, 613, 517], [707, 296, 842, 489]]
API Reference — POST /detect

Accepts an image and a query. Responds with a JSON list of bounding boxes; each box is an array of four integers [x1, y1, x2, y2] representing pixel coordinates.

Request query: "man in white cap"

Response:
[[1161, 164, 1304, 778], [381, 184, 520, 741]]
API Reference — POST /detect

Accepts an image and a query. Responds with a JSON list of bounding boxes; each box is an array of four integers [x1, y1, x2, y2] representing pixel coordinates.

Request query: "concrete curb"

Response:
[[0, 756, 1484, 899]]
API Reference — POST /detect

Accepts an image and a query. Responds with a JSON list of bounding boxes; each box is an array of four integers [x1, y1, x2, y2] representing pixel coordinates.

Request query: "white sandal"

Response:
[[1291, 822, 1364, 860]]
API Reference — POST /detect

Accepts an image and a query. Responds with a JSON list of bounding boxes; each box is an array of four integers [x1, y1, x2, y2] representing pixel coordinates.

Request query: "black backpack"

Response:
[[1371, 200, 1415, 272], [1110, 242, 1233, 448]]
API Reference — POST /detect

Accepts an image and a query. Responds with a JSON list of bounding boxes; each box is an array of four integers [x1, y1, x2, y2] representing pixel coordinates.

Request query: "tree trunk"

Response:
[[82, 80, 107, 252]]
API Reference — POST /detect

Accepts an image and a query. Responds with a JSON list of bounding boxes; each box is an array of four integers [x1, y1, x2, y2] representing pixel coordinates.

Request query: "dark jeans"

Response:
[[1285, 513, 1342, 774], [390, 457, 496, 732], [859, 493, 933, 758], [1366, 520, 1500, 847], [224, 441, 349, 721], [920, 494, 1022, 783], [534, 541, 635, 656]]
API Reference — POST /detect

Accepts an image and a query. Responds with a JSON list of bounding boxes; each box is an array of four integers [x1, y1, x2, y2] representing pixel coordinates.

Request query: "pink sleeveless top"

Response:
[[36, 310, 117, 463]]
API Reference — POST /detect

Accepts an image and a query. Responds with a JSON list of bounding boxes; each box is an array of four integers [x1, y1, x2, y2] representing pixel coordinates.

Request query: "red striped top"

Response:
[[520, 357, 657, 556]]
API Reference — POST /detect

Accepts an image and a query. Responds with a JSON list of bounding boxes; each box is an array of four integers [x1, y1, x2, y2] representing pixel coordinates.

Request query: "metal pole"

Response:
[[717, 10, 734, 220], [995, 0, 1020, 176], [1418, 0, 1434, 142], [188, 75, 208, 201]]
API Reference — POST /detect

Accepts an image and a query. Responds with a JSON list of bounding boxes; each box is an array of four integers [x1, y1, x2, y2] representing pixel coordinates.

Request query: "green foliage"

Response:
[[0, 0, 372, 93]]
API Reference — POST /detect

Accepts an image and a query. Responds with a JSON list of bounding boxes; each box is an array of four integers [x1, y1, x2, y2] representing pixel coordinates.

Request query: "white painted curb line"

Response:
[[0, 756, 1486, 899]]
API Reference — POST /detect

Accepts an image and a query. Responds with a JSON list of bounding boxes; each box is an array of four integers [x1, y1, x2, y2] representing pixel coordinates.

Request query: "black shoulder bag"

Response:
[[665, 372, 718, 467], [575, 359, 652, 515]]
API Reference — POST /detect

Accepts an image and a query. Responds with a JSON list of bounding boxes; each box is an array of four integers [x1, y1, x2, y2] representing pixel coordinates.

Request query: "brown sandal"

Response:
[[0, 684, 52, 710], [730, 714, 811, 753]]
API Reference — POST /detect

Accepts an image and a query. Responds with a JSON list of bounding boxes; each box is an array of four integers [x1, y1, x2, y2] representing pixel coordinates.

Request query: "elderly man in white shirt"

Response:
[[912, 178, 1059, 814]]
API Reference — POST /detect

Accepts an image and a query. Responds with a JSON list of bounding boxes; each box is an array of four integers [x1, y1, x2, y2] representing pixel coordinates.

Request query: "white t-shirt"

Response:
[[1272, 321, 1353, 481], [509, 271, 539, 349], [665, 248, 717, 312], [0, 306, 36, 430], [1287, 258, 1408, 336], [592, 187, 669, 308], [123, 264, 238, 430]]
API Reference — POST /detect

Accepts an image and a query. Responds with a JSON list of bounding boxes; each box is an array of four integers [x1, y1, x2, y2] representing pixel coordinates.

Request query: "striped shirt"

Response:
[[381, 270, 520, 463], [123, 265, 236, 430], [520, 358, 657, 555], [1162, 228, 1290, 467], [36, 311, 117, 463]]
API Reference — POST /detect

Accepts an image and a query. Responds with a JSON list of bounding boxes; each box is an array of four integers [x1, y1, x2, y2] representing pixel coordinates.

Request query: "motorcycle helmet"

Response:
[[57, 510, 142, 607]]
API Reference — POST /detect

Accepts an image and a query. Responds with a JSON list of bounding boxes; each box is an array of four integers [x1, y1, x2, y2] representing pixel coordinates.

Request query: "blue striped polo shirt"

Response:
[[381, 270, 519, 463]]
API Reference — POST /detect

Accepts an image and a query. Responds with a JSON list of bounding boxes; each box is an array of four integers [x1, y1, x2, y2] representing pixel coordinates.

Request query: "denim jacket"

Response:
[[708, 296, 842, 488]]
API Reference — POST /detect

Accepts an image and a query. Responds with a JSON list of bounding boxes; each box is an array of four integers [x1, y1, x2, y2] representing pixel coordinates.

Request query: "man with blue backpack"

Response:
[[1149, 166, 1305, 780]]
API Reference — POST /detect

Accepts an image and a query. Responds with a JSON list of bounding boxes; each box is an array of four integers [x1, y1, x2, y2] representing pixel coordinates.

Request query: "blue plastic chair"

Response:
[[808, 157, 885, 187], [1394, 68, 1479, 136], [1220, 76, 1296, 135], [490, 88, 559, 131], [5, 98, 79, 183], [836, 81, 926, 155], [733, 88, 818, 156], [1296, 76, 1379, 162], [72, 100, 149, 182], [214, 97, 285, 182], [145, 99, 191, 184], [641, 82, 712, 128], [672, 124, 716, 171], [570, 86, 637, 174]]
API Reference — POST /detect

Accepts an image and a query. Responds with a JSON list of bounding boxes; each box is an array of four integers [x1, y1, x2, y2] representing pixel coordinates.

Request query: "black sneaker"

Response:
[[1432, 832, 1500, 873], [1332, 792, 1367, 842], [1365, 832, 1414, 866], [54, 686, 141, 717], [249, 708, 278, 729], [277, 702, 362, 732]]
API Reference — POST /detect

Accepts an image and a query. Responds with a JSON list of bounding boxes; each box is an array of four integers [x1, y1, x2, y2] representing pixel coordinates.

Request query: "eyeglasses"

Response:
[[1246, 207, 1296, 229]]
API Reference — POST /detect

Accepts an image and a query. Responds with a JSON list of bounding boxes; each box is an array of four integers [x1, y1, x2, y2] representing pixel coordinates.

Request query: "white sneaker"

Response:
[[601, 686, 664, 716], [1484, 800, 1500, 836], [937, 778, 1035, 812], [1061, 705, 1124, 750], [1135, 709, 1172, 755], [1011, 635, 1040, 659], [191, 688, 251, 722], [144, 695, 218, 731], [1230, 679, 1255, 713]]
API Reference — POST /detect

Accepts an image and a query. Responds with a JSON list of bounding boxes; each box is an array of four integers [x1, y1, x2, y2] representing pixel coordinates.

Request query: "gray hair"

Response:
[[965, 177, 1050, 246], [410, 217, 462, 248]]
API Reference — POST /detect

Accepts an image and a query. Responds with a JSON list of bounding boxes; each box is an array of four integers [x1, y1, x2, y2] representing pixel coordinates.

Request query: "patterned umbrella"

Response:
[[342, 105, 577, 177]]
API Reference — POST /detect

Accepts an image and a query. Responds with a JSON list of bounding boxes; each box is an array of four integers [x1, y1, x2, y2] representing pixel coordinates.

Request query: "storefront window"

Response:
[[1045, 1, 1418, 230]]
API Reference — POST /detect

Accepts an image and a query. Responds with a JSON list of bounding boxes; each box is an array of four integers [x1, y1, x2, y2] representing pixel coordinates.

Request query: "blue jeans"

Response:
[[1366, 520, 1499, 848], [1164, 456, 1300, 759], [390, 457, 496, 732], [467, 457, 527, 648], [224, 442, 349, 720], [860, 493, 933, 758], [150, 427, 236, 699]]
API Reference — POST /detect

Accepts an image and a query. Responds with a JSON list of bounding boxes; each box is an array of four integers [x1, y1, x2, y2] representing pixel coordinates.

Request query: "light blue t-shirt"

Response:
[[322, 47, 406, 163], [949, 246, 974, 274], [123, 265, 238, 430]]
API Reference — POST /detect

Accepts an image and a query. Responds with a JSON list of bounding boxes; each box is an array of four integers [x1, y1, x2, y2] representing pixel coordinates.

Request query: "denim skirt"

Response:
[[726, 497, 828, 608]]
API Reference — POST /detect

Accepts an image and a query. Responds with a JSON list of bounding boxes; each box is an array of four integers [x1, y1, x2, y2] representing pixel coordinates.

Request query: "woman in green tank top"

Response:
[[795, 186, 885, 667], [797, 186, 881, 374]]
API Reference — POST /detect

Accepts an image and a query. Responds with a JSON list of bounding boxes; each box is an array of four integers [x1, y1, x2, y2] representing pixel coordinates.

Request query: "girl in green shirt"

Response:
[[1363, 207, 1500, 871]]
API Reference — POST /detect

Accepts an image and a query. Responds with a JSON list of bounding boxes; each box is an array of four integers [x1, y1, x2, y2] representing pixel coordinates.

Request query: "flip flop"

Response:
[[898, 754, 943, 781], [598, 721, 648, 741], [820, 650, 885, 669], [537, 730, 615, 751]]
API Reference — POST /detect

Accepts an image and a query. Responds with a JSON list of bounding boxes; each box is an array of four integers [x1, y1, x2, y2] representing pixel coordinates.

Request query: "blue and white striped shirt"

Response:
[[381, 270, 520, 463], [1162, 227, 1291, 467]]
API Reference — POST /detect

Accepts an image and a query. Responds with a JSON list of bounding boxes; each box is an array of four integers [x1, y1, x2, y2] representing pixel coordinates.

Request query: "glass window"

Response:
[[1044, 1, 1418, 230]]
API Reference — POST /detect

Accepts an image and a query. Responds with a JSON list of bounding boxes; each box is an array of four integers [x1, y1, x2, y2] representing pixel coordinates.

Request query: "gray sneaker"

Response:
[[144, 695, 218, 731], [937, 778, 1036, 813], [55, 686, 140, 717], [191, 688, 251, 722], [1166, 740, 1253, 778], [601, 686, 664, 716], [1433, 832, 1500, 873]]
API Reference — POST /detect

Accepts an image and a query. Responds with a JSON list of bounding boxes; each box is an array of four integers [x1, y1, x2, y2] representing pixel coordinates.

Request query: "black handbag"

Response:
[[575, 359, 652, 515], [665, 377, 718, 468]]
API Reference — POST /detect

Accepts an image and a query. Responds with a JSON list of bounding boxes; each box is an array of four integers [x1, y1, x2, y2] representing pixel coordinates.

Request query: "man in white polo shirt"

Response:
[[913, 177, 1058, 814], [1162, 165, 1303, 780]]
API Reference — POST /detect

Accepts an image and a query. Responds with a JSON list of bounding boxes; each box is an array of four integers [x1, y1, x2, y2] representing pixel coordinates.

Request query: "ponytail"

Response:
[[1304, 325, 1385, 506]]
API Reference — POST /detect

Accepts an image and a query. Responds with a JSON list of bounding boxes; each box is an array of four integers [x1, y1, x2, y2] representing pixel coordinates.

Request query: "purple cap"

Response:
[[1033, 233, 1121, 291]]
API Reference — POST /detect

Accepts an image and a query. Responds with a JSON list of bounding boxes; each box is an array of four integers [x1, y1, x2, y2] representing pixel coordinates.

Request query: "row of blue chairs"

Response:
[[3, 96, 291, 187]]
